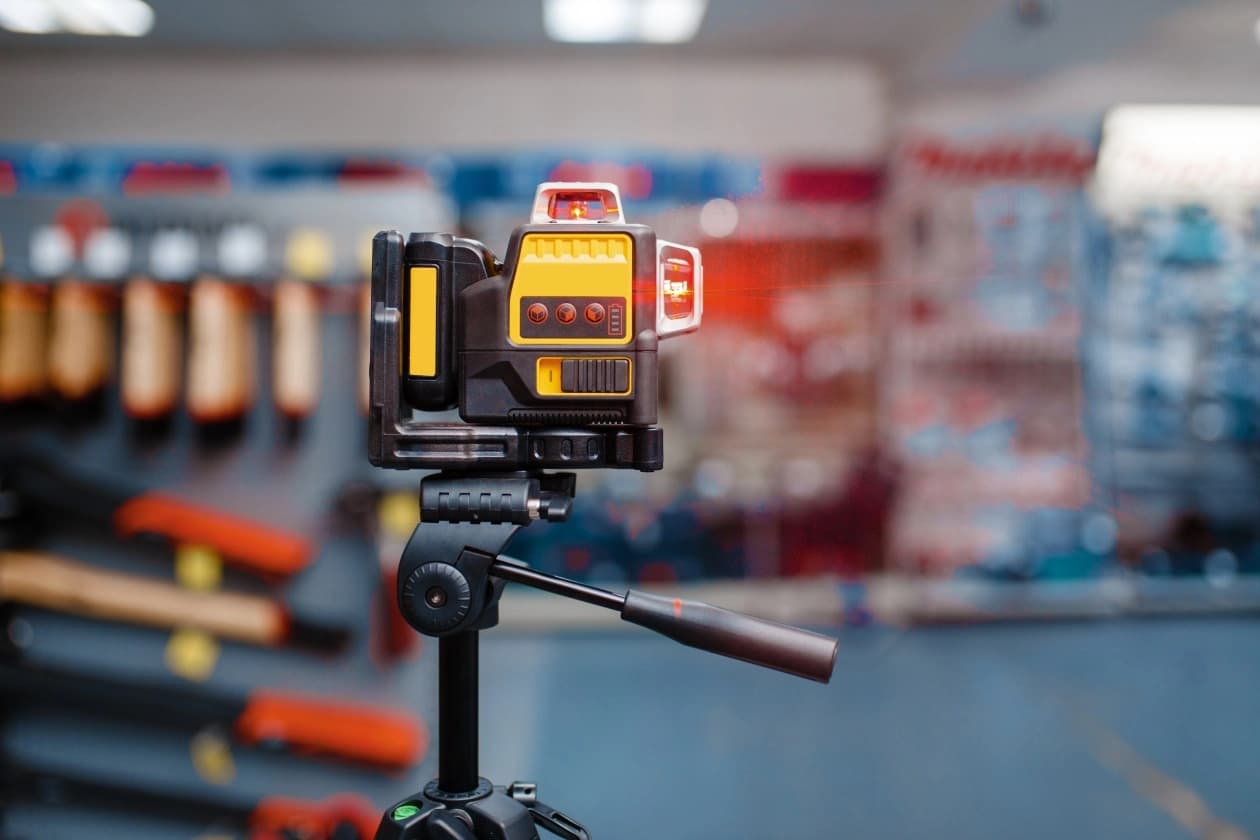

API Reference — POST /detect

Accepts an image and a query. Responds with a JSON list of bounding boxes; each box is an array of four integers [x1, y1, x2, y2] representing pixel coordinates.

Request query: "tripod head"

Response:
[[399, 471, 838, 682]]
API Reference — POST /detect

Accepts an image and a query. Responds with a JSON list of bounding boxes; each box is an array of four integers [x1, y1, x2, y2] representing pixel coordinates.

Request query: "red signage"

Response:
[[122, 161, 229, 196], [905, 135, 1095, 182]]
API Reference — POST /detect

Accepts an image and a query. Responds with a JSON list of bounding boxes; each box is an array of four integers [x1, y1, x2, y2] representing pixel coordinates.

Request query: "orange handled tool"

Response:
[[237, 690, 423, 769], [0, 551, 347, 652], [2, 652, 425, 770], [251, 794, 380, 840], [6, 756, 381, 839], [2, 449, 313, 579], [113, 493, 310, 578]]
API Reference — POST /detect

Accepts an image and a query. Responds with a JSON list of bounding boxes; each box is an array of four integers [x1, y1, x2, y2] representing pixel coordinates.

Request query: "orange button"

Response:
[[527, 303, 548, 324], [584, 303, 605, 324], [556, 303, 577, 324]]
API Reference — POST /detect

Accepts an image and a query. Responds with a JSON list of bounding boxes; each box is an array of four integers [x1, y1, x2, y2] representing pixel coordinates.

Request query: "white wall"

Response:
[[898, 59, 1260, 137], [0, 51, 887, 161]]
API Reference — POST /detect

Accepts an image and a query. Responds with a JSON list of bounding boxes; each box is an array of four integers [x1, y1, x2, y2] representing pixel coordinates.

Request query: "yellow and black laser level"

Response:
[[369, 182, 702, 473]]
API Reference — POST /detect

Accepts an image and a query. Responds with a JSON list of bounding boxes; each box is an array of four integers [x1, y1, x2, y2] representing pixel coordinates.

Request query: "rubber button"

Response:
[[584, 303, 606, 324], [556, 303, 577, 324], [527, 303, 548, 324]]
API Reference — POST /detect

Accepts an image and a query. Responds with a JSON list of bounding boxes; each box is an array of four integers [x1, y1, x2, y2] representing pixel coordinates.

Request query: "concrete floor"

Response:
[[477, 618, 1260, 840], [7, 618, 1259, 839]]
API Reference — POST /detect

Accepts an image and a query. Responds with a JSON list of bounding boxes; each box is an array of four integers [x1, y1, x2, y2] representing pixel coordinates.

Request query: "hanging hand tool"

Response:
[[0, 551, 348, 653], [3, 755, 380, 840], [0, 650, 424, 769], [0, 450, 313, 579]]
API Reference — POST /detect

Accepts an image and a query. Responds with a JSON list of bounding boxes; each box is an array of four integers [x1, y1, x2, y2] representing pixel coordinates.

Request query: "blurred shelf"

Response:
[[894, 457, 1090, 507], [890, 326, 1079, 364], [493, 572, 1260, 631], [871, 573, 1260, 625]]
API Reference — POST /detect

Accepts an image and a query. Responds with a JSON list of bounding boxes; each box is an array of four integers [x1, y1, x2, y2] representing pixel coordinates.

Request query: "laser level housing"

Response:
[[369, 182, 702, 473]]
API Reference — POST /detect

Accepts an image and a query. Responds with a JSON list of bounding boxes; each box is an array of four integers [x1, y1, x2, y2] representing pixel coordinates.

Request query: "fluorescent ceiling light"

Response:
[[636, 0, 706, 43], [0, 0, 58, 33], [545, 0, 635, 42], [1095, 105, 1260, 217], [0, 0, 154, 36], [544, 0, 707, 44]]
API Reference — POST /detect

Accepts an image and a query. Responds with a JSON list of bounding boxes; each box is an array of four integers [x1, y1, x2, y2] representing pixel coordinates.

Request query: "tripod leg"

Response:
[[506, 783, 590, 840], [524, 801, 589, 840]]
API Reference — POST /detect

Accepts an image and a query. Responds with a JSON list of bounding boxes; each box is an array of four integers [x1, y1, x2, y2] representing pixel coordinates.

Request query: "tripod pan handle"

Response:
[[619, 591, 838, 684]]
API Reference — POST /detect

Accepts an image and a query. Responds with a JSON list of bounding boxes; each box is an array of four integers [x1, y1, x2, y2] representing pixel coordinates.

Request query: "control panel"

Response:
[[518, 296, 627, 340]]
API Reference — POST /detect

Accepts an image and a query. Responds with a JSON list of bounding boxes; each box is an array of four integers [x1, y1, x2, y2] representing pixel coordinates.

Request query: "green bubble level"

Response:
[[393, 803, 421, 821]]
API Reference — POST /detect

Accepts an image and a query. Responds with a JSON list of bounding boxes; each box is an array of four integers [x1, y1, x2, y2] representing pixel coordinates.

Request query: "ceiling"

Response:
[[1, 0, 1255, 93], [1135, 0, 1260, 70], [0, 0, 1000, 58]]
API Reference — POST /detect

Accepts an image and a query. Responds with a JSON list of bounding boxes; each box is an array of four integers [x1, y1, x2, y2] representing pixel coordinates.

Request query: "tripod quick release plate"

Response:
[[421, 473, 576, 524]]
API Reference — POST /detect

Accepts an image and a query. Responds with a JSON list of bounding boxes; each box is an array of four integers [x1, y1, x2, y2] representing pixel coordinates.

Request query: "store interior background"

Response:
[[2, 1, 1259, 838]]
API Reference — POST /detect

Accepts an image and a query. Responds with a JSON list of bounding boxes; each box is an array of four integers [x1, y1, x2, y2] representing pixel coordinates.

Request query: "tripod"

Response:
[[375, 471, 839, 840]]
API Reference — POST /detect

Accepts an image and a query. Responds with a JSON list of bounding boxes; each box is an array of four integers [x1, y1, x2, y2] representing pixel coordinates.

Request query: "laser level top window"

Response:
[[531, 182, 624, 224], [551, 192, 610, 221]]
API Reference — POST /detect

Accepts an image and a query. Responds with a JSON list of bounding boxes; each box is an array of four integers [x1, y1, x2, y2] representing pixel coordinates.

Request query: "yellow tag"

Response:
[[165, 628, 220, 682], [190, 729, 236, 785], [378, 490, 419, 540], [174, 544, 222, 591], [285, 227, 334, 282]]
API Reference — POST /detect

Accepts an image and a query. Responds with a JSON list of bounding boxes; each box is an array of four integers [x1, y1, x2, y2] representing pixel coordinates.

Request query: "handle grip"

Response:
[[620, 591, 838, 684], [0, 550, 346, 652], [236, 690, 426, 770], [113, 492, 312, 578], [0, 550, 285, 645]]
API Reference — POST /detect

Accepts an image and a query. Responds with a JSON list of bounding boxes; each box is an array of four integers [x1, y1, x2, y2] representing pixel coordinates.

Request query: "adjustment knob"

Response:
[[402, 563, 472, 634]]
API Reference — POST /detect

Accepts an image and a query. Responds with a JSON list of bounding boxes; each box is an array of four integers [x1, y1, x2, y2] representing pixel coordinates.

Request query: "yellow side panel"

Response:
[[509, 233, 633, 345], [408, 266, 438, 377]]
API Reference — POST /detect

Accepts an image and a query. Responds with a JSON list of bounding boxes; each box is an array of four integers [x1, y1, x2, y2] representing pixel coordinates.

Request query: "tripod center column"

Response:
[[438, 630, 480, 794]]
